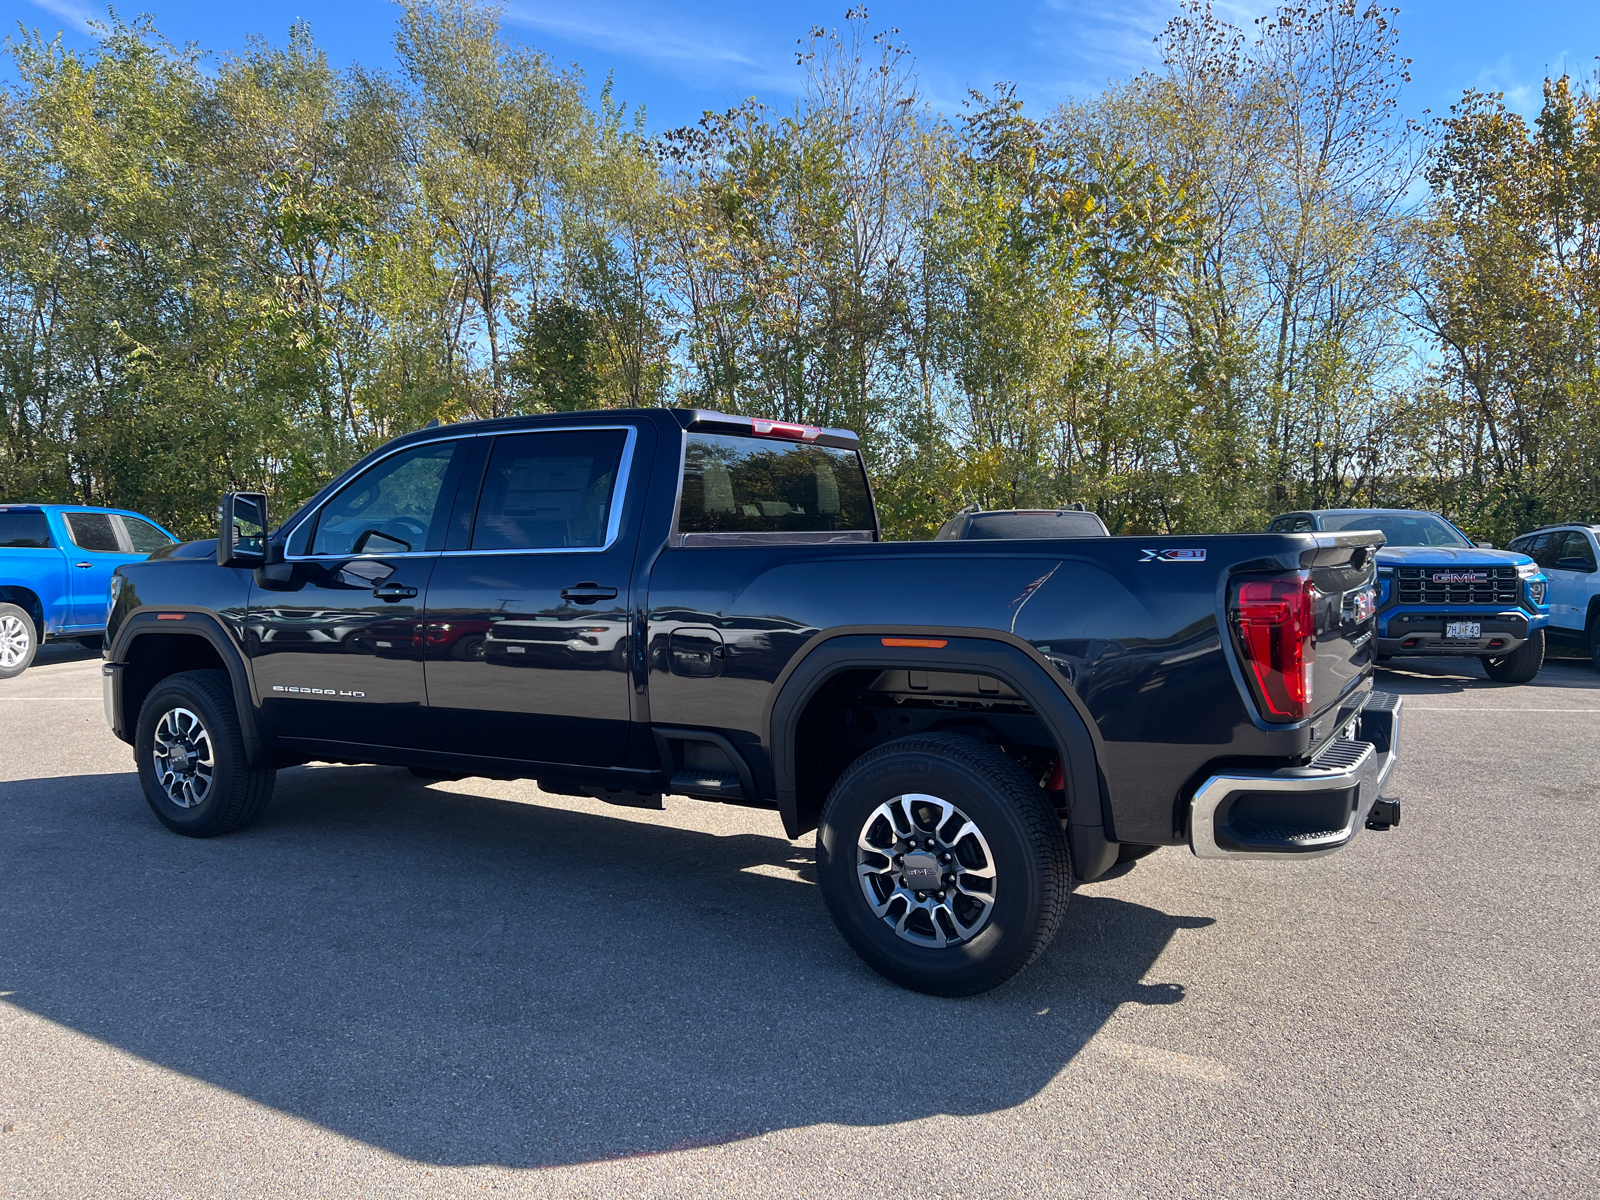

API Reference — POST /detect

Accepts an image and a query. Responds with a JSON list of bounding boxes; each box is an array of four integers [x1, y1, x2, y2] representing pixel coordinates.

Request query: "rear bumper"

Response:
[[1189, 691, 1402, 860]]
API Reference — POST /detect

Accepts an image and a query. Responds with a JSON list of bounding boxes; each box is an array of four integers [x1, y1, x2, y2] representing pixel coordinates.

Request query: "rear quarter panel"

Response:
[[645, 534, 1351, 845]]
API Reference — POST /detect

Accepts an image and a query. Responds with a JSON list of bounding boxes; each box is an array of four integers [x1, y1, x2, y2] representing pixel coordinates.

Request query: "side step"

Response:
[[668, 770, 744, 798]]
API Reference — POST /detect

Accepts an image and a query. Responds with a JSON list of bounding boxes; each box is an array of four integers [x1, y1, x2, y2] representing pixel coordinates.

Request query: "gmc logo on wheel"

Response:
[[1432, 571, 1487, 584]]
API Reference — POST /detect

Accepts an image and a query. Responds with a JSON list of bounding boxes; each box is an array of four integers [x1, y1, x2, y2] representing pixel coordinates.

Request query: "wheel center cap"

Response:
[[168, 745, 193, 773], [900, 851, 942, 892]]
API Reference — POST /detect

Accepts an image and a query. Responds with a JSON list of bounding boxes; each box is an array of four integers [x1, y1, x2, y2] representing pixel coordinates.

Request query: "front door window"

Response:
[[250, 439, 469, 747]]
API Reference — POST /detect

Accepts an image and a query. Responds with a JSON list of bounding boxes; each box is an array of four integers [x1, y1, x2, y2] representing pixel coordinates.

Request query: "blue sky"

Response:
[[7, 0, 1600, 128]]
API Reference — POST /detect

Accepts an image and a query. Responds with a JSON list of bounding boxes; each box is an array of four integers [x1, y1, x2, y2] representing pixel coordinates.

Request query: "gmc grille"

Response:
[[1395, 565, 1519, 607]]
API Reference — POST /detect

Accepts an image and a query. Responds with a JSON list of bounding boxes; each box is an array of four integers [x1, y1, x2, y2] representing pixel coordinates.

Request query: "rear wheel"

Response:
[[816, 733, 1070, 997], [1482, 628, 1545, 684], [1589, 619, 1600, 672], [135, 670, 275, 837], [0, 603, 37, 679]]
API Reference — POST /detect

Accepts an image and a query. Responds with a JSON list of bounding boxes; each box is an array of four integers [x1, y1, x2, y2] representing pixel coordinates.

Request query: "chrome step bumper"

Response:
[[1189, 691, 1403, 860]]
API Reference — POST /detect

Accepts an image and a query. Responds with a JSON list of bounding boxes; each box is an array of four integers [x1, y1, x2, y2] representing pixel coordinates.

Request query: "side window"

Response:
[[471, 429, 627, 551], [1512, 532, 1552, 568], [64, 512, 123, 553], [0, 511, 53, 548], [1268, 517, 1288, 532], [118, 515, 175, 553], [1292, 515, 1315, 532], [1556, 531, 1598, 573], [311, 441, 459, 557]]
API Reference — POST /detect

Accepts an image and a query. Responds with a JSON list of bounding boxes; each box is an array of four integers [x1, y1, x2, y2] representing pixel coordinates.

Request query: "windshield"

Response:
[[1318, 511, 1471, 548]]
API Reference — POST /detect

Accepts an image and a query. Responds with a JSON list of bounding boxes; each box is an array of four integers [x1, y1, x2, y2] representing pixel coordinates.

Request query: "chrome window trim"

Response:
[[284, 425, 638, 563]]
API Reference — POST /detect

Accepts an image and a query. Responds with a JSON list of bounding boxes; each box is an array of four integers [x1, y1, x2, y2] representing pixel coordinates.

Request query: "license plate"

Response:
[[1445, 621, 1481, 640]]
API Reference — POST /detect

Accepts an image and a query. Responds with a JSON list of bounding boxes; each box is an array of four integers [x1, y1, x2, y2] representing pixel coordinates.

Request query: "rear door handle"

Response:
[[75, 562, 92, 569], [373, 583, 418, 602], [560, 583, 618, 604]]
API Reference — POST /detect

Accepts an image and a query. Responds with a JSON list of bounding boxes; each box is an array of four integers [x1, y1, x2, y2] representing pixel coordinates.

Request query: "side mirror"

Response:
[[1474, 541, 1494, 549], [218, 492, 268, 567]]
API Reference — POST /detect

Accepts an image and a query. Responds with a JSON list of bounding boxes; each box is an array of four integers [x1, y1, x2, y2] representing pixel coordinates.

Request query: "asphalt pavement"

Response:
[[1, 645, 1596, 1198]]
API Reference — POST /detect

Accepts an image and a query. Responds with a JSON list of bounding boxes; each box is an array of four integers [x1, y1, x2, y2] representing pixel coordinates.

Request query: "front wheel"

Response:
[[135, 669, 276, 837], [1482, 628, 1545, 684], [816, 733, 1070, 997], [0, 603, 37, 679]]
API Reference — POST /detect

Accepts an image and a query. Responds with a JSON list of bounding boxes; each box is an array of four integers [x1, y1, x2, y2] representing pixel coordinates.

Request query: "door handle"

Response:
[[373, 583, 418, 602], [75, 561, 92, 569], [560, 583, 618, 604]]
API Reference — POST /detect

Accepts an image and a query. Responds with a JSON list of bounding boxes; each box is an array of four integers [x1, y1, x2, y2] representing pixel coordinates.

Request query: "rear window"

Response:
[[0, 510, 53, 548], [64, 512, 122, 552], [677, 434, 874, 539]]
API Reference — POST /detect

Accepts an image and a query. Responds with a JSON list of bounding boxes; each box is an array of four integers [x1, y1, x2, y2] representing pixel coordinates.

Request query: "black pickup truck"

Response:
[[102, 408, 1402, 995]]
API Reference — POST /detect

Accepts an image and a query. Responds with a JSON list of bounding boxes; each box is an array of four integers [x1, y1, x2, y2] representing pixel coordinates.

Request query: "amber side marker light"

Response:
[[881, 637, 947, 648]]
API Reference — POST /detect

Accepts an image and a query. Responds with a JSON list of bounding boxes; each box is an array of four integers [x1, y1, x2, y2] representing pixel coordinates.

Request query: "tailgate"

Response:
[[1306, 532, 1382, 717]]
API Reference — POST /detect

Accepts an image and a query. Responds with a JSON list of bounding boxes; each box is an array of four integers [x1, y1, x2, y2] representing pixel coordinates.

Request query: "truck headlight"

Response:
[[1528, 579, 1547, 606], [1516, 562, 1542, 579]]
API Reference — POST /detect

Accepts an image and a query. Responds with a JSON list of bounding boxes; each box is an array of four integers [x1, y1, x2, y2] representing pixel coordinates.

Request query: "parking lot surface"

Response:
[[1, 646, 1597, 1199]]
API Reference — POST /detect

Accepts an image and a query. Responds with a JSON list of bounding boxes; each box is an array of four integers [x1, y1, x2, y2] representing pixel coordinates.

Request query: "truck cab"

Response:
[[0, 504, 178, 677], [1269, 508, 1549, 683]]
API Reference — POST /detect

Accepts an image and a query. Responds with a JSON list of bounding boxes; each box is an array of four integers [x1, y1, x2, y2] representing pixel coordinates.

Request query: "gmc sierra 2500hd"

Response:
[[102, 408, 1403, 995]]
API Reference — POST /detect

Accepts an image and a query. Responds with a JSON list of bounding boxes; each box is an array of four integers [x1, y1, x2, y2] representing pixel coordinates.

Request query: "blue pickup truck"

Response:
[[1268, 508, 1550, 683], [0, 504, 178, 678]]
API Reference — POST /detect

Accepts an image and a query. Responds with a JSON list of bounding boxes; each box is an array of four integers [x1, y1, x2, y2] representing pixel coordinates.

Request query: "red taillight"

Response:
[[751, 419, 821, 441], [1231, 572, 1315, 721]]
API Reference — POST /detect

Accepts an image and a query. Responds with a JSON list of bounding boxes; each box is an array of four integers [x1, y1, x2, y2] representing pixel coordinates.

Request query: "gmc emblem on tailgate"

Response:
[[1432, 571, 1487, 584]]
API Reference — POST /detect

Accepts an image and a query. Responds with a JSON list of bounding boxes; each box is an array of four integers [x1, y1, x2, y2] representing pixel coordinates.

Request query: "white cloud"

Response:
[[504, 2, 796, 96], [24, 0, 98, 35]]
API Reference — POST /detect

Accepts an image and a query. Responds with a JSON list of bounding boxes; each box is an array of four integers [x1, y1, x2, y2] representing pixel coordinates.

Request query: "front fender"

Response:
[[108, 608, 266, 765]]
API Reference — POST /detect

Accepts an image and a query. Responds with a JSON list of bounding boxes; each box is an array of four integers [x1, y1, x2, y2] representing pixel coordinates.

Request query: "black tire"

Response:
[[816, 733, 1070, 997], [0, 603, 38, 679], [1482, 628, 1545, 684], [135, 669, 275, 837], [1589, 619, 1600, 673]]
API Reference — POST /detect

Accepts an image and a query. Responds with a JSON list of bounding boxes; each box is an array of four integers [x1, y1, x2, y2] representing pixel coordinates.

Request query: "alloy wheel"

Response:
[[856, 792, 998, 948], [151, 706, 216, 809], [0, 613, 30, 669]]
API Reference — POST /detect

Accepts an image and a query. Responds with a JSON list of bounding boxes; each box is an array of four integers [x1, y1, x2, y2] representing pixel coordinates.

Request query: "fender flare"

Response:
[[108, 608, 266, 765], [765, 628, 1118, 881]]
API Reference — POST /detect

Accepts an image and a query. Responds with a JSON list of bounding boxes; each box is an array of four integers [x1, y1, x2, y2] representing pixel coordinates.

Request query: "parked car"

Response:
[[1507, 524, 1600, 668], [935, 505, 1109, 540], [1268, 508, 1549, 683], [0, 503, 178, 678], [102, 409, 1401, 996]]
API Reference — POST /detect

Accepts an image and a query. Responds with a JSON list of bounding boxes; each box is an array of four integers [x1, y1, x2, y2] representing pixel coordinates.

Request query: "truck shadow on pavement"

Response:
[[0, 765, 1212, 1168]]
